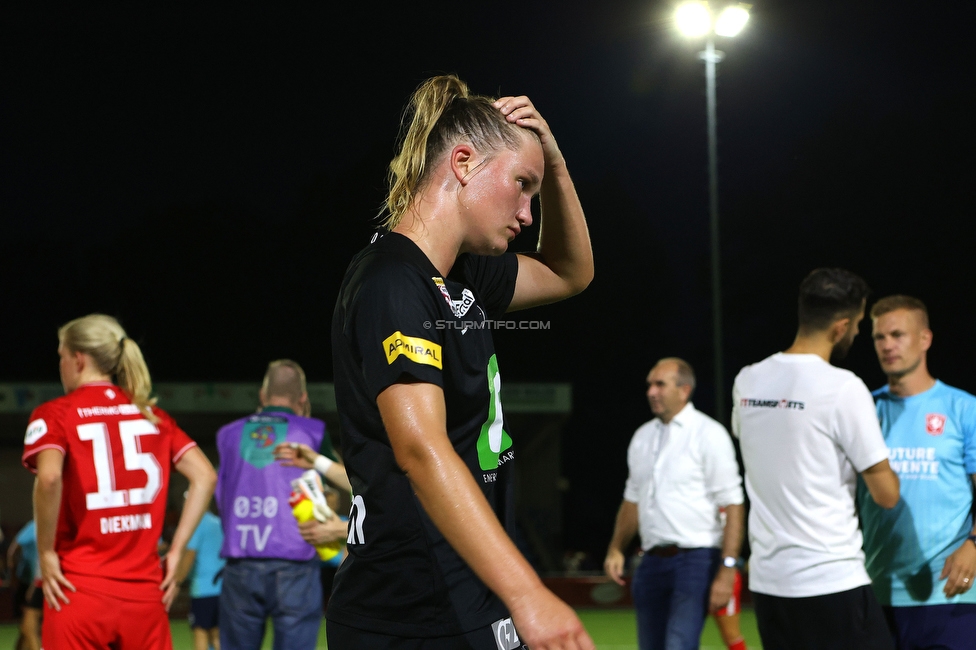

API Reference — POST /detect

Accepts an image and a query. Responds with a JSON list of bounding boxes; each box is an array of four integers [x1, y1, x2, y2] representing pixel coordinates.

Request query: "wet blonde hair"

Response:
[[380, 74, 529, 230], [58, 314, 158, 423]]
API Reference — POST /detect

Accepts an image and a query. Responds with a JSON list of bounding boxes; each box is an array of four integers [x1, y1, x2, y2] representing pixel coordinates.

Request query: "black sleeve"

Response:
[[453, 253, 518, 320], [351, 263, 445, 400]]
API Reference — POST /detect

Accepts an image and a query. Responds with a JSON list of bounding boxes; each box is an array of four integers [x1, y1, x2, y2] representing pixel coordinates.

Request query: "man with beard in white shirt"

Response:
[[732, 268, 900, 649]]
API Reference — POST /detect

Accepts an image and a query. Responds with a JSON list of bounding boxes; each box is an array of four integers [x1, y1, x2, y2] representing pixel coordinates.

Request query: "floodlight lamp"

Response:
[[675, 2, 712, 38], [714, 5, 750, 37]]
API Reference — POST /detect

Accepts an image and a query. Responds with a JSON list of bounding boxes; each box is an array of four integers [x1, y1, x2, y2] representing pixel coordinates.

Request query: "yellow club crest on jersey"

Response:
[[383, 331, 442, 369]]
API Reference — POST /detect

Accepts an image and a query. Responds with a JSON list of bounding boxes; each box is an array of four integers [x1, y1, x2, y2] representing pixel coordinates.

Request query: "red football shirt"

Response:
[[22, 382, 196, 600]]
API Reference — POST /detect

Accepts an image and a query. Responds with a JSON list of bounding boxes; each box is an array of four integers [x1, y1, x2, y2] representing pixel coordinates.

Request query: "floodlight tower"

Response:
[[674, 1, 749, 423]]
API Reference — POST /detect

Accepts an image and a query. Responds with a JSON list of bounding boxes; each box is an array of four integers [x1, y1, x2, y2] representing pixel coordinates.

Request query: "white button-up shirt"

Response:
[[624, 402, 744, 550]]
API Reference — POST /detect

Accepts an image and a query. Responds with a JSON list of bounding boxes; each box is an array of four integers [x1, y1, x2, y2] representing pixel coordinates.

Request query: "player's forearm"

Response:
[[719, 503, 745, 559], [862, 459, 900, 509], [535, 161, 593, 297], [323, 461, 353, 493], [173, 549, 196, 585], [170, 448, 217, 555], [33, 453, 64, 553], [607, 501, 639, 554], [404, 443, 545, 609]]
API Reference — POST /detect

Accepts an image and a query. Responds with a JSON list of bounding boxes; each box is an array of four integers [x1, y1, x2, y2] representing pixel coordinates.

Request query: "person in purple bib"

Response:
[[215, 359, 350, 650]]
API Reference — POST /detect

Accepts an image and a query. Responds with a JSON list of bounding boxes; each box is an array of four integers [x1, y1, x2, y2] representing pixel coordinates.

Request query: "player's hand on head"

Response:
[[940, 537, 976, 597], [508, 586, 595, 650], [273, 442, 316, 469], [39, 549, 75, 611], [493, 95, 564, 168]]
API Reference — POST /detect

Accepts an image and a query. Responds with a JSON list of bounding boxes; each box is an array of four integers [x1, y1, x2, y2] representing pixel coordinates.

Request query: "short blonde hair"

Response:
[[260, 359, 307, 402], [870, 295, 929, 328], [58, 314, 158, 423]]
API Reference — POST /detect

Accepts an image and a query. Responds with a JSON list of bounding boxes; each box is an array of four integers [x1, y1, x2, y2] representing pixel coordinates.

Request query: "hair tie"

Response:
[[118, 336, 127, 351]]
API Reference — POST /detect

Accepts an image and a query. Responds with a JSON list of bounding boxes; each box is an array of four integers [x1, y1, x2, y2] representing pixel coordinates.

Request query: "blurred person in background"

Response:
[[604, 358, 745, 650], [174, 494, 226, 650], [7, 520, 41, 650], [22, 314, 216, 649], [860, 295, 976, 649], [732, 269, 899, 650], [215, 359, 347, 649]]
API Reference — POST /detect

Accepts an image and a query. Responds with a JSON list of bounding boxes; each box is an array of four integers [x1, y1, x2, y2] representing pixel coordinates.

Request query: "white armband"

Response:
[[313, 454, 334, 476]]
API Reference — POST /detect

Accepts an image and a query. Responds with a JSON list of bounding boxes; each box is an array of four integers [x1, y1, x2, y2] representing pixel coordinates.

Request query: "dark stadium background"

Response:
[[2, 0, 974, 570]]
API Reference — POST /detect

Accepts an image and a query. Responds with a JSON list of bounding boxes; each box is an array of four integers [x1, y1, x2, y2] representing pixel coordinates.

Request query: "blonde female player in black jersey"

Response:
[[329, 76, 594, 650]]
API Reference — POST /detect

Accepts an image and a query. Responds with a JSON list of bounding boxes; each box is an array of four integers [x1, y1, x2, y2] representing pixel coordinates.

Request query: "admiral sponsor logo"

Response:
[[25, 419, 48, 445], [383, 331, 443, 369], [925, 413, 946, 435], [77, 404, 141, 418], [739, 398, 805, 410], [100, 513, 152, 534], [888, 446, 939, 478]]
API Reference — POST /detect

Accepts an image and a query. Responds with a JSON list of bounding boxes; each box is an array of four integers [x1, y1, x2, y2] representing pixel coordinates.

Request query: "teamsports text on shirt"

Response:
[[738, 398, 806, 410]]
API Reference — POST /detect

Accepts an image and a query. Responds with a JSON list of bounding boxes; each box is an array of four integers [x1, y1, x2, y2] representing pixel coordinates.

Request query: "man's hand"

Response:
[[603, 549, 627, 586], [508, 585, 595, 650], [941, 538, 976, 597], [273, 442, 317, 470], [709, 567, 736, 613], [299, 518, 347, 546], [39, 549, 74, 611]]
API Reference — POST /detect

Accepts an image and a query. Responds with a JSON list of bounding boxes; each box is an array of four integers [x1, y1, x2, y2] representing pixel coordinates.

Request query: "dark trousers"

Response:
[[884, 603, 976, 650], [631, 547, 719, 650], [753, 585, 894, 650]]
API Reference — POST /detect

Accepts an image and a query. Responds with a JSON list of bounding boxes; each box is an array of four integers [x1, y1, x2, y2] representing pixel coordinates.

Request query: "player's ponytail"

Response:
[[58, 314, 159, 423], [380, 74, 526, 230]]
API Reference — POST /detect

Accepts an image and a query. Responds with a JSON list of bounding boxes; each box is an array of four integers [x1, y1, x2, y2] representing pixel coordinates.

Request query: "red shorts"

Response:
[[714, 570, 742, 617], [42, 586, 171, 650]]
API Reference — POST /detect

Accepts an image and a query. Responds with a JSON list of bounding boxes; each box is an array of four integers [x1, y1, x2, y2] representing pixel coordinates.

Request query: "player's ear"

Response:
[[829, 317, 851, 344], [920, 328, 933, 351], [258, 387, 268, 408], [450, 144, 477, 185]]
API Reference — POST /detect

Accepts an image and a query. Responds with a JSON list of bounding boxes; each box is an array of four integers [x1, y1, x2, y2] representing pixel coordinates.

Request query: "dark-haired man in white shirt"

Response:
[[732, 267, 900, 650]]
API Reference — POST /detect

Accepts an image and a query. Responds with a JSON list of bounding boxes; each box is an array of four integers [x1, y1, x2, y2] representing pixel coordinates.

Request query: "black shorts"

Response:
[[753, 585, 894, 650], [326, 618, 529, 650], [13, 581, 29, 613], [27, 584, 44, 610], [188, 596, 220, 630]]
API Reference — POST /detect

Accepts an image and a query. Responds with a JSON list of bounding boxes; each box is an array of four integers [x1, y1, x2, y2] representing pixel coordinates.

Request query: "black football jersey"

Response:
[[328, 232, 520, 636]]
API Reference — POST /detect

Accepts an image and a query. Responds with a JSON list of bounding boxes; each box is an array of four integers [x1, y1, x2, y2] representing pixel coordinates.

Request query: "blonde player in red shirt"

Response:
[[22, 314, 217, 649]]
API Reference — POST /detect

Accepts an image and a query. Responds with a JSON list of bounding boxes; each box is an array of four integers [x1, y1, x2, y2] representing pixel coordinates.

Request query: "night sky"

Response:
[[4, 1, 975, 563]]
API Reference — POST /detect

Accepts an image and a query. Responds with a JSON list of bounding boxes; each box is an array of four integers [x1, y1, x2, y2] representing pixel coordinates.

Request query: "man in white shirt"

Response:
[[605, 358, 745, 650], [732, 267, 900, 650]]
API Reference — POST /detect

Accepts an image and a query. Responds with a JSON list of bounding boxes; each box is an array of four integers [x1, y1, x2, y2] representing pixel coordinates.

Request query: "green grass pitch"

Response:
[[0, 607, 763, 649]]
